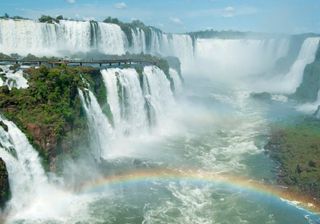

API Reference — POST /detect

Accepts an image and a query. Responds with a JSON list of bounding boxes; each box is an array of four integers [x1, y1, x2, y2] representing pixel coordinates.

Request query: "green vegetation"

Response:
[[0, 53, 61, 61], [22, 54, 61, 61], [0, 53, 12, 60], [0, 13, 26, 20], [0, 66, 93, 169], [68, 51, 176, 90], [0, 50, 180, 168], [265, 118, 320, 200], [38, 15, 64, 24]]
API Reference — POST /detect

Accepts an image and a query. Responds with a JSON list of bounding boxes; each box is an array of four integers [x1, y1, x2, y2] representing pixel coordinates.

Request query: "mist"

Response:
[[0, 11, 320, 224]]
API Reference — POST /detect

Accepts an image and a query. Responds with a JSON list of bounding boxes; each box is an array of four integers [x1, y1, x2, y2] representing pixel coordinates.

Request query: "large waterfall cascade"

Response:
[[78, 65, 179, 159], [79, 89, 114, 160], [1, 17, 320, 224], [0, 19, 127, 56], [194, 38, 291, 77], [2, 18, 316, 78], [0, 19, 194, 70], [0, 117, 48, 214], [0, 63, 181, 221], [281, 37, 320, 93]]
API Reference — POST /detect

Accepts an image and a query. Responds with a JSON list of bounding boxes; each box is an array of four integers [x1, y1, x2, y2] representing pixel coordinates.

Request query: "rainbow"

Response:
[[79, 168, 320, 214]]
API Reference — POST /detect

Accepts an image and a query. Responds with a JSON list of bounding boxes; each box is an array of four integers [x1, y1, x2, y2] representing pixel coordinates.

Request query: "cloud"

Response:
[[170, 17, 183, 25], [188, 6, 257, 18], [114, 2, 127, 9], [16, 4, 152, 22], [65, 0, 76, 3], [223, 6, 235, 17]]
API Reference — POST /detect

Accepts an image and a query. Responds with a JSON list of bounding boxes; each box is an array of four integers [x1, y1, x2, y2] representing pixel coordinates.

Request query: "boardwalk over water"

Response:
[[0, 58, 157, 67]]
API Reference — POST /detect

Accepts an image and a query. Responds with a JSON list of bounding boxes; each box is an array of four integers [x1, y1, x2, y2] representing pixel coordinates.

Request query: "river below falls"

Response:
[[7, 76, 320, 224]]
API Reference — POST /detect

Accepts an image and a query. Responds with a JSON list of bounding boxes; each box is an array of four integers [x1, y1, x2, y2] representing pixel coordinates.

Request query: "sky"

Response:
[[1, 0, 319, 34]]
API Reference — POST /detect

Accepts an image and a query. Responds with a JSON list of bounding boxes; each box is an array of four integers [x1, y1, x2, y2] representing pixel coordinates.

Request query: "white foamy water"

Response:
[[79, 89, 114, 160], [0, 19, 57, 56], [0, 117, 96, 223], [194, 38, 290, 78], [131, 28, 147, 54], [253, 37, 320, 94], [170, 68, 183, 94], [0, 19, 127, 56], [280, 37, 320, 93], [0, 65, 29, 89], [143, 66, 175, 121], [101, 68, 148, 135], [0, 20, 319, 223]]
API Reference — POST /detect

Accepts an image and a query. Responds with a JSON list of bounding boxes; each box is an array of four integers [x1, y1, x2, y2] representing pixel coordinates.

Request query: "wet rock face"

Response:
[[0, 158, 10, 209], [0, 121, 8, 132]]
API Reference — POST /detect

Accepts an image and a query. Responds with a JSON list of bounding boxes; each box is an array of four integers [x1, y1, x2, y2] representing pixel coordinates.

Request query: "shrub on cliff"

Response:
[[0, 66, 95, 169], [38, 15, 63, 24]]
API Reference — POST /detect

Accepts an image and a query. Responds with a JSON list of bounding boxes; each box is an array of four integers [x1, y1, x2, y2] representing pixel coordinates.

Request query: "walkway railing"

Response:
[[0, 58, 157, 67]]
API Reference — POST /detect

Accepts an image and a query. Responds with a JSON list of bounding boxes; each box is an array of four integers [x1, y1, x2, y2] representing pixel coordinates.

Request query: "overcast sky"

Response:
[[1, 0, 319, 34]]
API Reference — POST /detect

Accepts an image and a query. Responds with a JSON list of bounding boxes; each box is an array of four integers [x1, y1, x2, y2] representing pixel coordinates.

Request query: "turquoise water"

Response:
[[9, 77, 320, 224], [80, 77, 319, 224]]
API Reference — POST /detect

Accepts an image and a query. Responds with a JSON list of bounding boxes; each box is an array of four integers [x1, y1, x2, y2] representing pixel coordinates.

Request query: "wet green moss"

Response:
[[0, 66, 94, 169], [266, 118, 320, 200]]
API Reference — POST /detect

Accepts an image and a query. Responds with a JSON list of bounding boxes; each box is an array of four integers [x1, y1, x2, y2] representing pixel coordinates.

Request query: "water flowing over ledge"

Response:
[[0, 17, 320, 223]]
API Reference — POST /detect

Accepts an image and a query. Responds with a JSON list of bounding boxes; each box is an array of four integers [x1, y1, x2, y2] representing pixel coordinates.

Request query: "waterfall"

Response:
[[0, 116, 97, 223], [149, 30, 161, 54], [143, 66, 175, 121], [59, 20, 92, 53], [0, 65, 29, 89], [0, 19, 58, 56], [131, 28, 147, 54], [101, 68, 148, 135], [100, 66, 176, 136], [0, 117, 47, 213], [78, 89, 114, 160], [0, 19, 195, 71], [98, 23, 126, 55], [0, 19, 126, 56], [281, 37, 320, 93], [167, 34, 194, 69], [170, 68, 183, 94], [194, 38, 290, 77], [148, 32, 194, 71]]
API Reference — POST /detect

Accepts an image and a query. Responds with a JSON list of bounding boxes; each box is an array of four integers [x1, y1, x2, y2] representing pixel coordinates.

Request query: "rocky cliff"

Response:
[[293, 44, 320, 102], [0, 158, 10, 209], [0, 65, 93, 171]]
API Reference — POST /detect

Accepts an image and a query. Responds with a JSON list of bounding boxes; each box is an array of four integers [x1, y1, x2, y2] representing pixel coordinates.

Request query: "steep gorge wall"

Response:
[[0, 61, 182, 170], [293, 43, 320, 103], [0, 158, 10, 209]]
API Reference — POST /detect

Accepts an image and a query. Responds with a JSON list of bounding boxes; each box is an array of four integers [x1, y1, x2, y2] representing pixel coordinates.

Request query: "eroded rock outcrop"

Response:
[[0, 158, 10, 209]]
